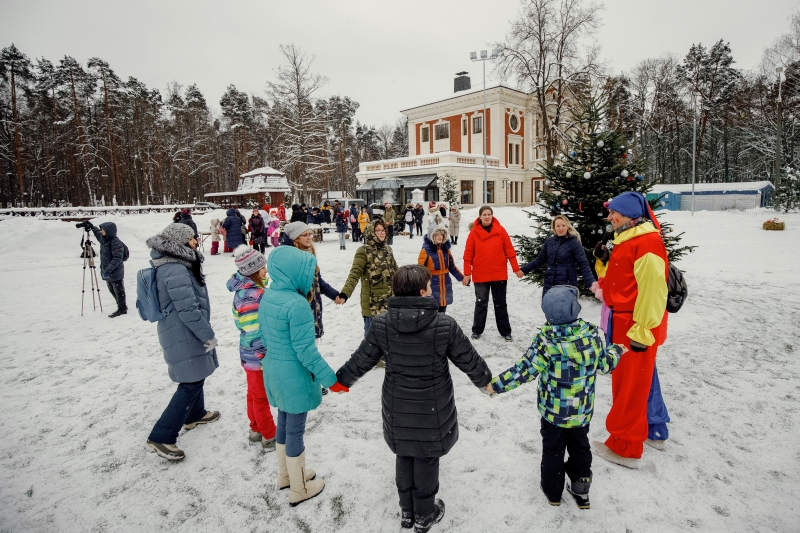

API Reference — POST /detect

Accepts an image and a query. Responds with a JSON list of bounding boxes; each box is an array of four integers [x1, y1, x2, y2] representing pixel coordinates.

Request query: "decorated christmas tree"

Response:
[[515, 96, 695, 293]]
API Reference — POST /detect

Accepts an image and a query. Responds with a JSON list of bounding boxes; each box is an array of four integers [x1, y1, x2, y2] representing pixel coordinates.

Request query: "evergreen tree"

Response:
[[515, 96, 695, 293], [438, 171, 459, 204], [774, 167, 800, 212]]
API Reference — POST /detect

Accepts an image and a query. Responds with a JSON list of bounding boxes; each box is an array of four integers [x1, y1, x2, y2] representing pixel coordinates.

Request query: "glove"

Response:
[[593, 241, 610, 263], [329, 382, 349, 394], [629, 340, 647, 352], [82, 220, 93, 230], [337, 292, 348, 303], [203, 337, 218, 353]]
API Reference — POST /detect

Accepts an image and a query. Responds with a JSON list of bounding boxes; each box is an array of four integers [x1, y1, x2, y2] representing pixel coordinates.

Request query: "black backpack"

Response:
[[666, 263, 687, 313]]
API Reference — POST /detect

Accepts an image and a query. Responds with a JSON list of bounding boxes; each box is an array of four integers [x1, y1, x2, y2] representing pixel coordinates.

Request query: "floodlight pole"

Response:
[[471, 49, 498, 204], [691, 91, 696, 216]]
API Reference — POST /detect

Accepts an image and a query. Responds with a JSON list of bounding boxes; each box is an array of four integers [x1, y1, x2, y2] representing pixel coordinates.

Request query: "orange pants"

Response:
[[245, 369, 277, 439], [605, 313, 657, 459]]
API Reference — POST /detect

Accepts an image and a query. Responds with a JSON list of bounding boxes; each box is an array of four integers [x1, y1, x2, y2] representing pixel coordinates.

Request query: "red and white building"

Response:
[[356, 84, 546, 207]]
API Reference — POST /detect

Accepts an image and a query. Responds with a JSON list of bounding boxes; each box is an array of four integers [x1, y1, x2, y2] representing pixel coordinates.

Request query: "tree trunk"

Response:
[[10, 71, 26, 202]]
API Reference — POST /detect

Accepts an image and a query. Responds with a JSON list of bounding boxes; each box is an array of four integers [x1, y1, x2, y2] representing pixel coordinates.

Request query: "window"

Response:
[[421, 126, 429, 143], [462, 118, 468, 136], [508, 142, 521, 165], [434, 123, 449, 140], [473, 116, 482, 134], [509, 114, 519, 131], [484, 181, 495, 203], [461, 180, 474, 204]]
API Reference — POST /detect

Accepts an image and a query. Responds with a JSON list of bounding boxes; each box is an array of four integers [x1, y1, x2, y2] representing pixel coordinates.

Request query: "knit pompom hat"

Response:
[[234, 245, 266, 276], [161, 222, 195, 244]]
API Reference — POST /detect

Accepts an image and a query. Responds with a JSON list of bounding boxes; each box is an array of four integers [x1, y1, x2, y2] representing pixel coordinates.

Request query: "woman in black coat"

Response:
[[179, 209, 198, 239], [517, 214, 599, 296], [336, 265, 490, 530]]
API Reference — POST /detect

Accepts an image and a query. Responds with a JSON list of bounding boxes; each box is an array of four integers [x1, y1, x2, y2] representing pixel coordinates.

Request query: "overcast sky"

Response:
[[3, 0, 798, 127]]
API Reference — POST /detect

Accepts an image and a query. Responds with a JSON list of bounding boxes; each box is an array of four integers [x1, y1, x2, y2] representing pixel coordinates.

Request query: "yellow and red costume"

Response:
[[599, 220, 668, 459]]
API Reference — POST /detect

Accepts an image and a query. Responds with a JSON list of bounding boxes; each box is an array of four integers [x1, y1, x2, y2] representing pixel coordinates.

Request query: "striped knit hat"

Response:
[[234, 245, 266, 276]]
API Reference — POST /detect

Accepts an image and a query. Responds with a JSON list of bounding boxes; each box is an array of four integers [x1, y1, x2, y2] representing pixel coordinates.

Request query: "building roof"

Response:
[[650, 181, 774, 194], [400, 85, 529, 114], [357, 174, 438, 191], [240, 166, 284, 178]]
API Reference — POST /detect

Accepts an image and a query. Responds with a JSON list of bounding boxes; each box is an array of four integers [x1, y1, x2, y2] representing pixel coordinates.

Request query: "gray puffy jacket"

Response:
[[146, 234, 218, 383]]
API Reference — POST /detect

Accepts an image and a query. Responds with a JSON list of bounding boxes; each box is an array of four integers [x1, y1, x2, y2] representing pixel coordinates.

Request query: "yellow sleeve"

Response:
[[594, 258, 607, 279], [628, 252, 668, 346]]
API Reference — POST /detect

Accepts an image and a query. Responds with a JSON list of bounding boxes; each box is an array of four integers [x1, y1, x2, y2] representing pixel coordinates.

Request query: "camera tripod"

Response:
[[81, 229, 103, 315]]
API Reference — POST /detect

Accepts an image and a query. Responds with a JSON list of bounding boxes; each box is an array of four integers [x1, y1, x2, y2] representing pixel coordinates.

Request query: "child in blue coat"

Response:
[[257, 246, 349, 506]]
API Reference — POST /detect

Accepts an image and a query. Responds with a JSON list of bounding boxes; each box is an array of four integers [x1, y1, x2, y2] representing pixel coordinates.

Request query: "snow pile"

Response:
[[0, 208, 797, 532]]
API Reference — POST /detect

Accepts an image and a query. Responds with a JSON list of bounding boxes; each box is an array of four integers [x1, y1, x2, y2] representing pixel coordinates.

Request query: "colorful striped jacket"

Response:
[[226, 272, 268, 371], [490, 319, 623, 428]]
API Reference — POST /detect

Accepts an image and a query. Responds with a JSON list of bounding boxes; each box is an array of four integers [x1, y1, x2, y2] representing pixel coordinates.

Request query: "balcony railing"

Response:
[[358, 151, 503, 175]]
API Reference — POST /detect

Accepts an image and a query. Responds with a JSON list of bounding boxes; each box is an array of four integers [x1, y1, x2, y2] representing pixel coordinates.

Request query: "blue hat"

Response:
[[607, 191, 648, 219], [541, 286, 581, 325]]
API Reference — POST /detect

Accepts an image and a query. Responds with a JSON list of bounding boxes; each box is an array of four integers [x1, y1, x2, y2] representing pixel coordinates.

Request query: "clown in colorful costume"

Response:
[[600, 192, 669, 460]]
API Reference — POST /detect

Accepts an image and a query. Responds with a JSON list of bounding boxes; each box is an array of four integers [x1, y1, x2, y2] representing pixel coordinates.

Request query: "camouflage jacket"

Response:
[[341, 223, 398, 317], [490, 319, 623, 428]]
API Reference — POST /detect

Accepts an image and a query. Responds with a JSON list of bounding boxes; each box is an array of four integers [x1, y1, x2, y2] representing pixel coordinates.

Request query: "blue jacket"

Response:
[[335, 210, 349, 232], [90, 222, 125, 281], [419, 236, 463, 306], [221, 208, 245, 248], [147, 234, 218, 383], [258, 246, 337, 413], [520, 234, 596, 293]]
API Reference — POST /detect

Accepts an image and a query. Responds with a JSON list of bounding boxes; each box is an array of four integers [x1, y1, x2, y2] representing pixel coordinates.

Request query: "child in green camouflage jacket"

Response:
[[485, 285, 625, 509]]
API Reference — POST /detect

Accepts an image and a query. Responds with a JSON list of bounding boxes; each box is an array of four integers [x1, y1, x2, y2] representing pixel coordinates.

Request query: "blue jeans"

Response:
[[276, 410, 308, 457], [338, 231, 346, 247], [408, 222, 415, 237], [363, 316, 373, 337], [148, 379, 206, 444]]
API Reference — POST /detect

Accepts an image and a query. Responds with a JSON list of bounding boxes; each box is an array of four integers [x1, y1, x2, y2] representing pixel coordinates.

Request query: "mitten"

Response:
[[337, 292, 348, 302], [329, 382, 349, 394], [593, 241, 610, 263], [203, 337, 218, 352], [629, 340, 647, 352]]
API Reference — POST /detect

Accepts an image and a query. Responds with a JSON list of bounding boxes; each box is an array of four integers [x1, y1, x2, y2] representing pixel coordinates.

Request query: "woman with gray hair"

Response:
[[145, 223, 220, 461]]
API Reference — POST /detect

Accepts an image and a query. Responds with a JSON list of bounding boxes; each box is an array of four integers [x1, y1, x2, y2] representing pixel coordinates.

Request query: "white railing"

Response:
[[0, 204, 209, 220], [358, 151, 502, 175]]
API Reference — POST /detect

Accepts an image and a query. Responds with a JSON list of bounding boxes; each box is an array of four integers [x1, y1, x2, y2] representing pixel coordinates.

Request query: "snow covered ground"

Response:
[[1, 207, 798, 532]]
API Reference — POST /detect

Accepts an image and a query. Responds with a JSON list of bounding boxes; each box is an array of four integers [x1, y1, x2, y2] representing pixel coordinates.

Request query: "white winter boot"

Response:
[[276, 443, 316, 490], [646, 438, 666, 451], [592, 440, 641, 469], [286, 450, 325, 506]]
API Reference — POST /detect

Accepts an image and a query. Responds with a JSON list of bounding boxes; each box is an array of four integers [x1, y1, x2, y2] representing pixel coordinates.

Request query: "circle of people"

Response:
[[90, 191, 669, 533]]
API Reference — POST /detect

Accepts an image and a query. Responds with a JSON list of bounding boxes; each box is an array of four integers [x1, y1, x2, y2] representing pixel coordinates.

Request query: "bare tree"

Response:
[[496, 0, 603, 165], [267, 44, 329, 202]]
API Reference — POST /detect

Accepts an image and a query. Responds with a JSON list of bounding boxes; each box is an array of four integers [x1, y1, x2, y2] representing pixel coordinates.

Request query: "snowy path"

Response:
[[0, 208, 798, 532]]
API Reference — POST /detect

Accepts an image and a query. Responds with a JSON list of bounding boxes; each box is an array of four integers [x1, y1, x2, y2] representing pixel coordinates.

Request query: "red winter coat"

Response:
[[462, 217, 520, 283]]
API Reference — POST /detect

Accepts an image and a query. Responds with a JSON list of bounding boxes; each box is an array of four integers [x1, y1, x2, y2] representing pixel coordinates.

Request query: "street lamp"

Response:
[[775, 66, 784, 190], [471, 48, 499, 203]]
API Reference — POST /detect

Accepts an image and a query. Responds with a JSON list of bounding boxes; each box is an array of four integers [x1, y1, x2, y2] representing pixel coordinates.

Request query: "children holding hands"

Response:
[[485, 285, 626, 509]]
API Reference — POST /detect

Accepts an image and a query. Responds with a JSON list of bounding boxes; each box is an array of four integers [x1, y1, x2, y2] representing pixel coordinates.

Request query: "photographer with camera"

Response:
[[80, 220, 128, 318]]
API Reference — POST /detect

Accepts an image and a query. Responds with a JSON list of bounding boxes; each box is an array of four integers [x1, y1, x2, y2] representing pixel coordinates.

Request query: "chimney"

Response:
[[454, 72, 471, 93]]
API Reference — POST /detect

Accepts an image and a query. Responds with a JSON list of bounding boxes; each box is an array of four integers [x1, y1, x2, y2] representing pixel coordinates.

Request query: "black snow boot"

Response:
[[109, 308, 127, 318], [566, 476, 591, 509], [541, 484, 561, 506], [401, 510, 414, 529], [414, 499, 445, 533]]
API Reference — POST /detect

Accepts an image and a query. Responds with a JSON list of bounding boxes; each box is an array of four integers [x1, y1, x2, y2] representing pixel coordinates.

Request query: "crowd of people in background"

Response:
[[98, 191, 671, 533]]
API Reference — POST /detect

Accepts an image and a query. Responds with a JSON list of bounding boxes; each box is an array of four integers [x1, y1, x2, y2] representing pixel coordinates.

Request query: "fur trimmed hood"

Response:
[[147, 234, 204, 268]]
